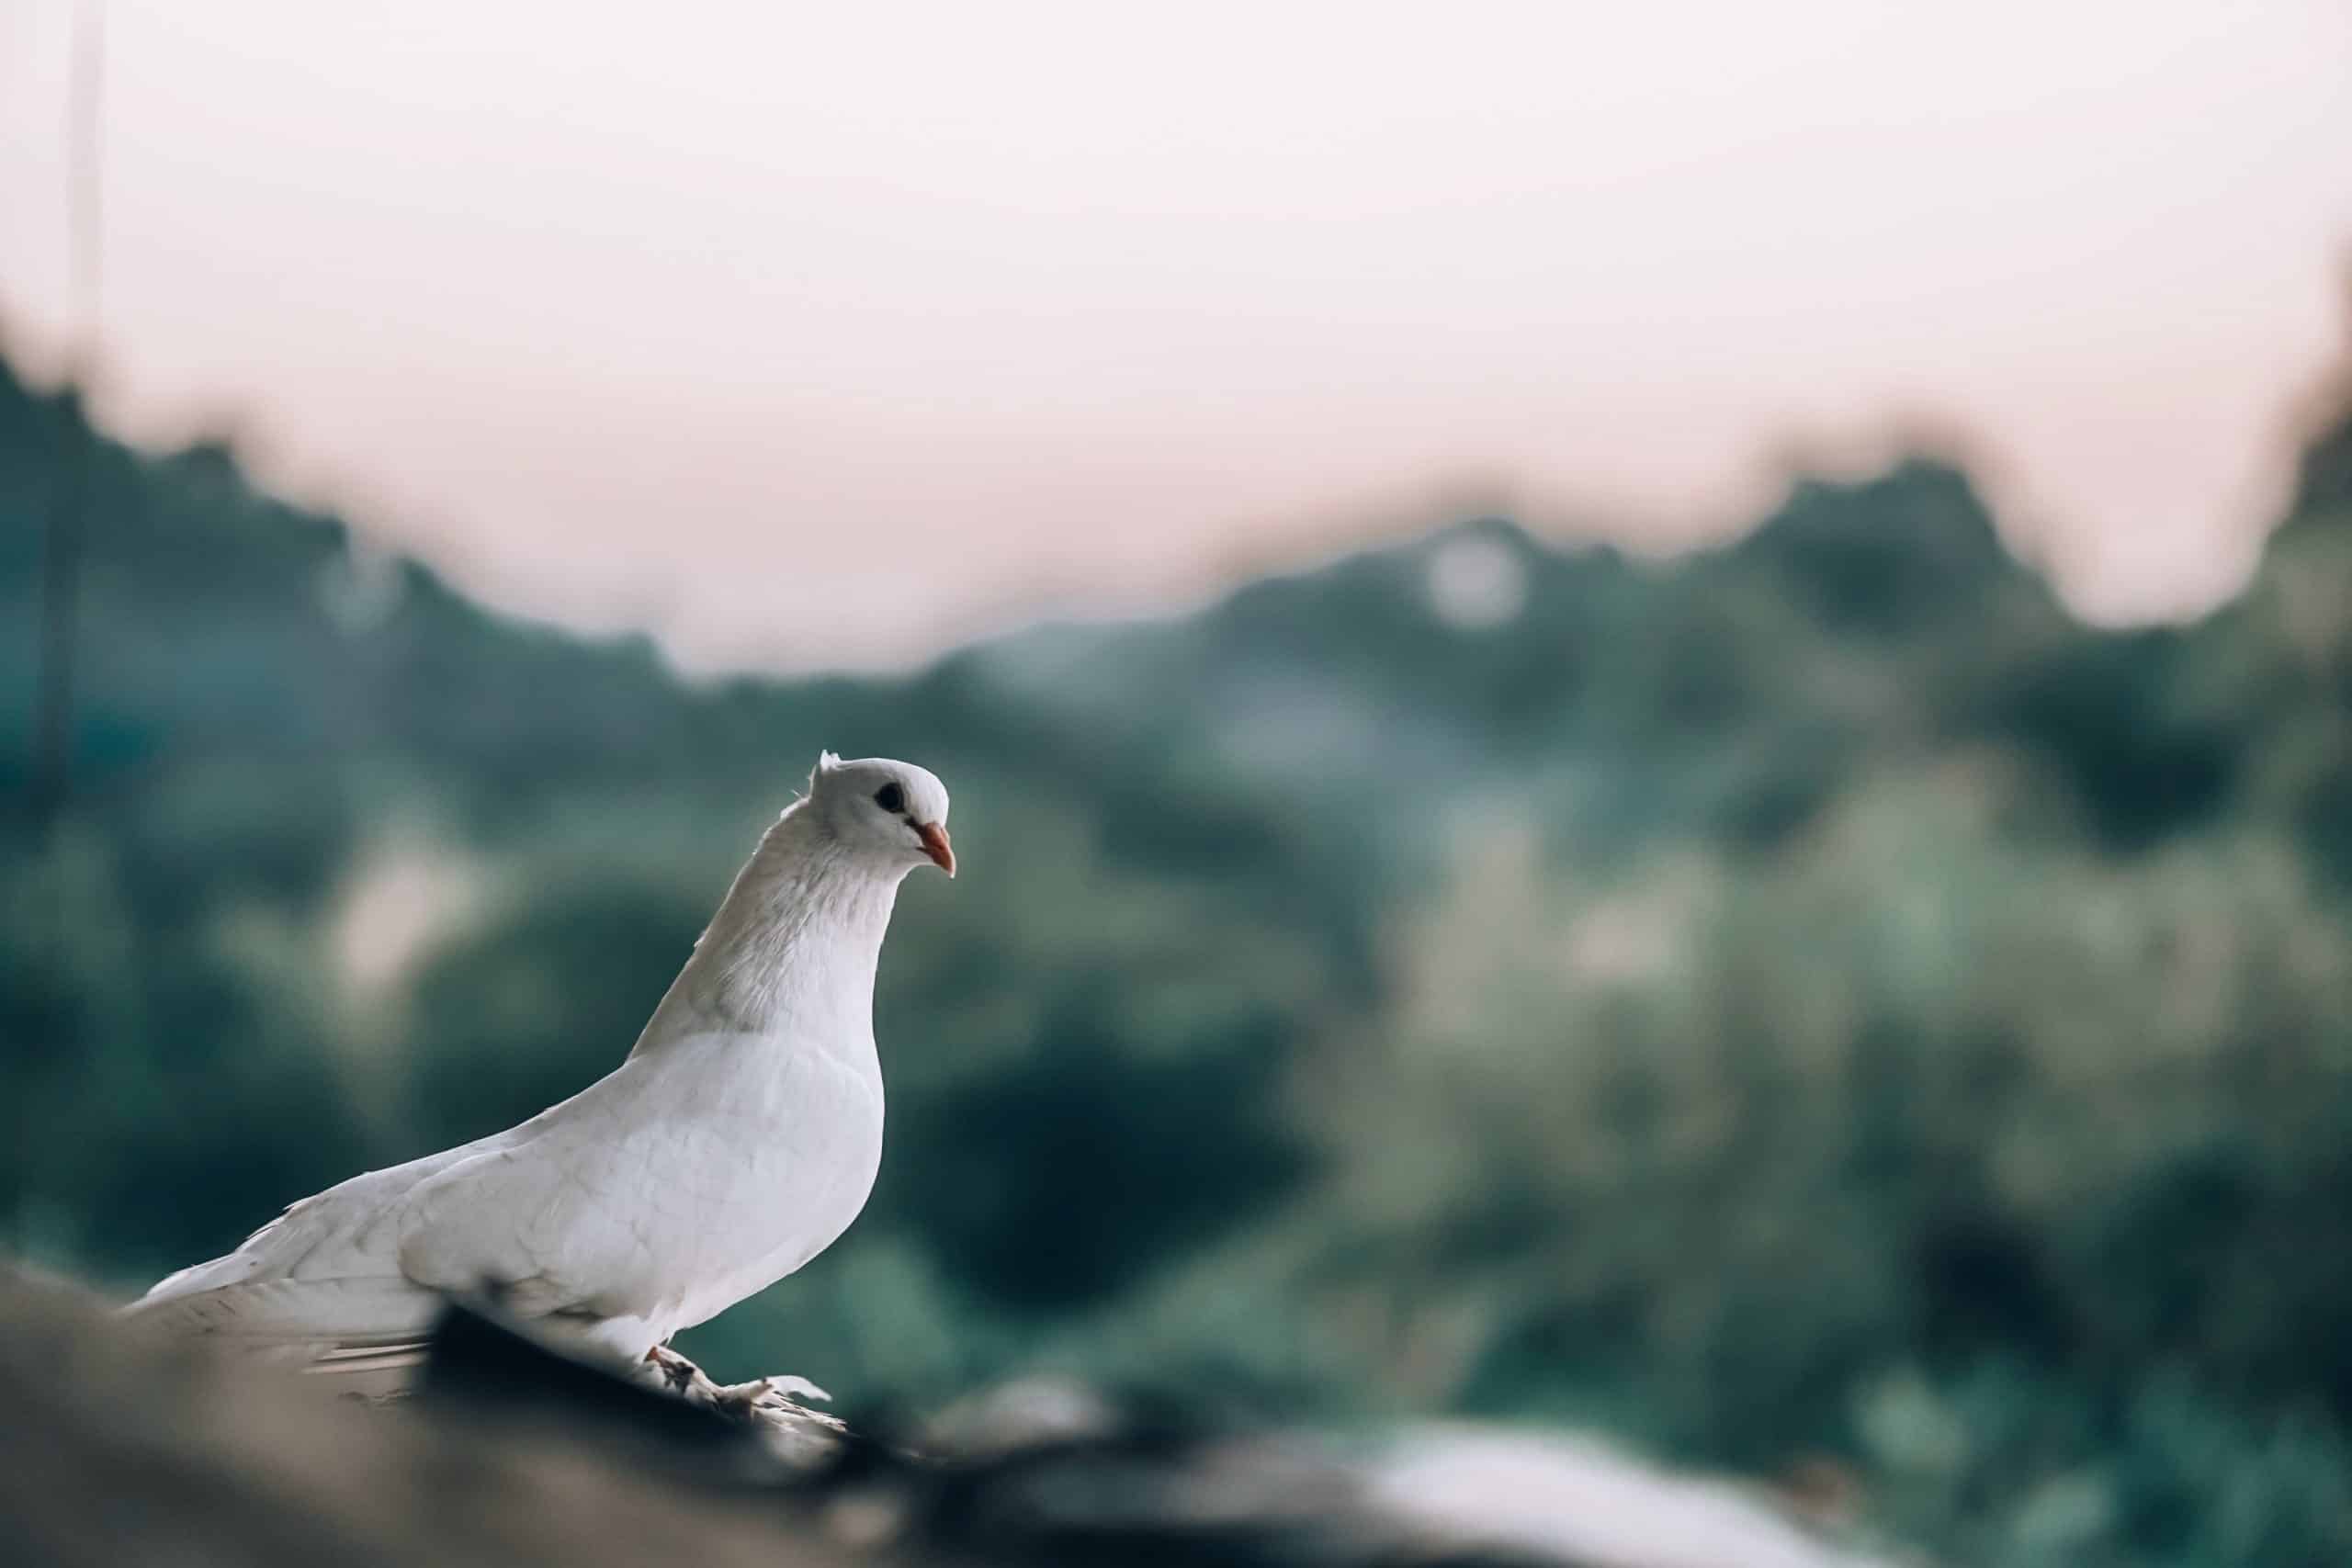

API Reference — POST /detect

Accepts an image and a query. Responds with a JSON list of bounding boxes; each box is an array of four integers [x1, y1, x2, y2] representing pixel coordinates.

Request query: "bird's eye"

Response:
[[873, 782, 907, 815]]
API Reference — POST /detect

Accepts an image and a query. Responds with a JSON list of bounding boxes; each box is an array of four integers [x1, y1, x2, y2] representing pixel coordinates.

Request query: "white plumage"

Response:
[[126, 753, 954, 1386]]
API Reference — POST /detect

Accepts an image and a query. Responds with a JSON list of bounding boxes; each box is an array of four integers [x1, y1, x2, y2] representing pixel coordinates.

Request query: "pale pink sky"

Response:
[[3, 1, 2349, 670]]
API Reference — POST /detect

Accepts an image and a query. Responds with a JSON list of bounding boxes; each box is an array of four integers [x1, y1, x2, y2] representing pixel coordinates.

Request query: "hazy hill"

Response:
[[7, 349, 2352, 1564]]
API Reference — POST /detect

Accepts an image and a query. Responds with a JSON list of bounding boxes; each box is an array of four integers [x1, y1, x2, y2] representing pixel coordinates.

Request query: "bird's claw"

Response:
[[638, 1346, 843, 1430]]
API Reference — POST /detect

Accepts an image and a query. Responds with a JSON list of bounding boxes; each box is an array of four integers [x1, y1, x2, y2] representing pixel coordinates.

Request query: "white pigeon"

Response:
[[125, 752, 954, 1391]]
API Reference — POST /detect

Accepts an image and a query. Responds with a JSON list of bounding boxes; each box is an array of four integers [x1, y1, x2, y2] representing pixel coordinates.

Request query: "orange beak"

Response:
[[916, 821, 956, 877]]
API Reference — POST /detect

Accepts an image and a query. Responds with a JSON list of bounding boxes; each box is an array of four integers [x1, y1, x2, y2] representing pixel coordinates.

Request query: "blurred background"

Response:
[[6, 3, 2352, 1562]]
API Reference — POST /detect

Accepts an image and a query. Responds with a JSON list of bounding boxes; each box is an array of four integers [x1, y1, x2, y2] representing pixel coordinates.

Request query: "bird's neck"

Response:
[[636, 806, 904, 1053]]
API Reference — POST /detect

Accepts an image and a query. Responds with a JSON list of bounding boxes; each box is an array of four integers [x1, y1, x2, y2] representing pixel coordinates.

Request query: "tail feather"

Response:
[[300, 1342, 432, 1380], [121, 1275, 440, 1397], [124, 1275, 438, 1352]]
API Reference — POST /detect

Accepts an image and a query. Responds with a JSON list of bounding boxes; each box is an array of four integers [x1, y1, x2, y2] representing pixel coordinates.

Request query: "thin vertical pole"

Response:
[[31, 0, 104, 829]]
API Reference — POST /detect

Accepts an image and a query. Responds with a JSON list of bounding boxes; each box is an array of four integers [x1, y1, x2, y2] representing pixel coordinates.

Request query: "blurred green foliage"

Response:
[[6, 353, 2352, 1564]]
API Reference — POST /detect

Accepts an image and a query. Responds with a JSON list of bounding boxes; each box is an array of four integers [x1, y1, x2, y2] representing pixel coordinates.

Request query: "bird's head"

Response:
[[806, 752, 955, 877]]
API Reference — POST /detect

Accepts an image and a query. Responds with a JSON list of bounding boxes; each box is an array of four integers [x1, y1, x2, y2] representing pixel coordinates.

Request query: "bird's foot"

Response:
[[639, 1345, 844, 1431], [637, 1343, 703, 1397]]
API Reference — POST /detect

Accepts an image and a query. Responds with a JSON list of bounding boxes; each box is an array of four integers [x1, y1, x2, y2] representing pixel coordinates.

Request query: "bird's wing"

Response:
[[394, 1049, 718, 1327], [120, 1144, 494, 1382], [395, 1031, 877, 1345], [128, 1033, 810, 1376]]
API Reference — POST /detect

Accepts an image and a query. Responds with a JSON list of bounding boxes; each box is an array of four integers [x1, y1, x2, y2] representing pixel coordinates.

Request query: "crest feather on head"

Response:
[[802, 750, 843, 799]]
